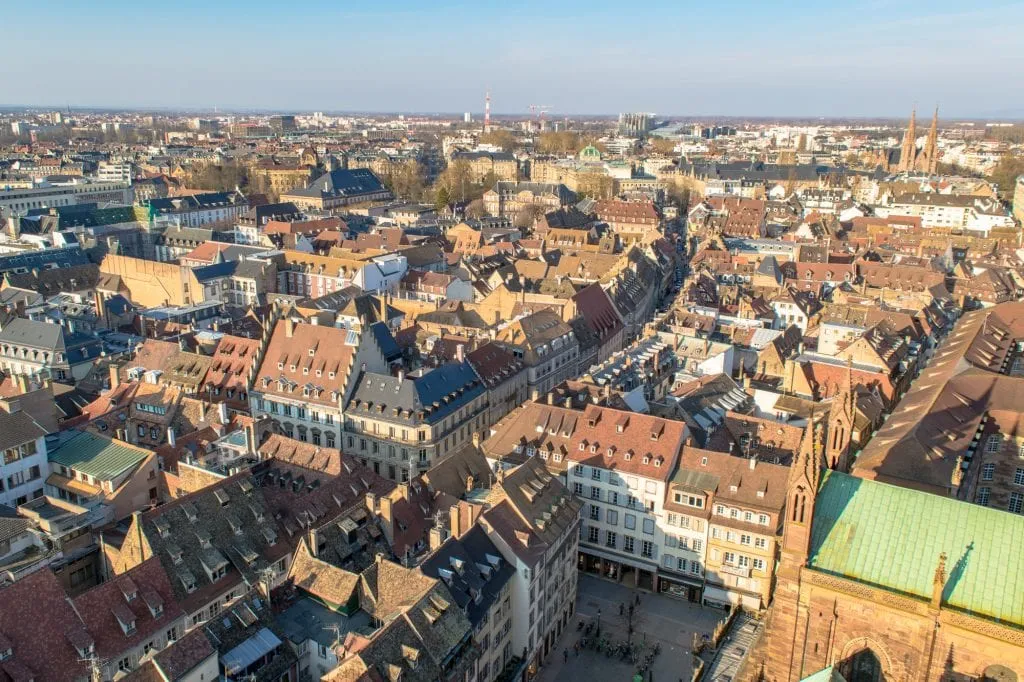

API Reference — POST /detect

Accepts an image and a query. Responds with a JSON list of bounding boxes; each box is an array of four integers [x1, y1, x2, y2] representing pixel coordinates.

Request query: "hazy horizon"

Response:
[[3, 0, 1023, 118]]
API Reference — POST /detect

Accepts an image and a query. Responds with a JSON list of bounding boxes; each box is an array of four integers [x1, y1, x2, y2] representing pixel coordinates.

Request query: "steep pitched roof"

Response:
[[0, 568, 87, 681], [288, 539, 360, 607]]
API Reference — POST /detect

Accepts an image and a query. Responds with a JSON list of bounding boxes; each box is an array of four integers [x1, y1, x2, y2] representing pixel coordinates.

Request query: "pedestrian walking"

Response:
[[619, 602, 624, 616], [564, 648, 568, 663], [635, 593, 641, 606], [574, 642, 580, 656]]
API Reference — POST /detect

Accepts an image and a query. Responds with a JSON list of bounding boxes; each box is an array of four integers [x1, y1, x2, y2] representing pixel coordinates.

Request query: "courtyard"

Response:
[[537, 574, 725, 682]]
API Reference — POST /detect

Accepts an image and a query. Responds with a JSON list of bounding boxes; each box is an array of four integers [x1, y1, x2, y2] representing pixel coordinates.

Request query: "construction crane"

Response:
[[528, 105, 552, 130]]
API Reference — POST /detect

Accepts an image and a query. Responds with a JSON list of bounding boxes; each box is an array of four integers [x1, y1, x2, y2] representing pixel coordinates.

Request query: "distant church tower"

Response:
[[897, 106, 939, 174]]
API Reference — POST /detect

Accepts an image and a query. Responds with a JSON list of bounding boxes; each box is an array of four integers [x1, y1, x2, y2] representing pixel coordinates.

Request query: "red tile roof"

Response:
[[72, 558, 185, 660], [254, 320, 358, 407], [0, 569, 87, 681]]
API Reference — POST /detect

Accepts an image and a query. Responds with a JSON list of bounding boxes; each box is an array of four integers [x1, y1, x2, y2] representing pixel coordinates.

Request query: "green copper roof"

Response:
[[48, 431, 149, 481], [801, 666, 845, 682], [810, 471, 1024, 627]]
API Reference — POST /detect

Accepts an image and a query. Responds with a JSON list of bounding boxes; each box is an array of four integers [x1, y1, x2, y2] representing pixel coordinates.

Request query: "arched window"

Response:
[[847, 649, 883, 682]]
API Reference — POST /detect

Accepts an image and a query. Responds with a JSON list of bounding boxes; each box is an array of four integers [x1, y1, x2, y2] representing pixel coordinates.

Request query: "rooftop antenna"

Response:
[[484, 89, 491, 134], [79, 653, 105, 682]]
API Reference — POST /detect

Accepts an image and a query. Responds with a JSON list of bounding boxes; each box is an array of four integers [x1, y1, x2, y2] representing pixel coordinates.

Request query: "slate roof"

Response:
[[419, 525, 515, 628], [48, 430, 149, 481], [0, 409, 47, 451], [368, 321, 402, 363], [810, 470, 1024, 627], [346, 362, 485, 426], [286, 168, 386, 199], [191, 260, 239, 282]]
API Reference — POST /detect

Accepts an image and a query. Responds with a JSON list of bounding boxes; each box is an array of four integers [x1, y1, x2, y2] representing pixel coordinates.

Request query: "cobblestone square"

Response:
[[537, 574, 724, 682]]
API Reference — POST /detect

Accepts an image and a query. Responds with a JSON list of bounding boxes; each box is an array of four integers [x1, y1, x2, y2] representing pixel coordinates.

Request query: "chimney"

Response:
[[547, 392, 555, 405], [397, 369, 405, 383], [285, 318, 296, 338], [199, 401, 207, 423], [365, 491, 377, 513], [456, 344, 465, 363], [749, 456, 756, 470], [218, 401, 228, 424], [531, 388, 540, 402], [379, 494, 394, 528], [167, 427, 176, 447], [429, 526, 447, 551], [565, 396, 573, 408], [472, 432, 480, 448], [396, 482, 409, 501], [448, 500, 479, 538], [379, 294, 387, 321], [686, 436, 693, 447], [109, 363, 121, 391], [245, 423, 255, 455]]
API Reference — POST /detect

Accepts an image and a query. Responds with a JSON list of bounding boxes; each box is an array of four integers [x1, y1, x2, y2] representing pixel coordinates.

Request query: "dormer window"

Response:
[[578, 442, 586, 451], [112, 604, 136, 636], [642, 455, 650, 464]]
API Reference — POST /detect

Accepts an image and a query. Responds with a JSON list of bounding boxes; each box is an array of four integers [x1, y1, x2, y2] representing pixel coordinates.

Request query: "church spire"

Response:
[[924, 106, 939, 175], [899, 108, 918, 173], [790, 411, 823, 493], [782, 413, 824, 565]]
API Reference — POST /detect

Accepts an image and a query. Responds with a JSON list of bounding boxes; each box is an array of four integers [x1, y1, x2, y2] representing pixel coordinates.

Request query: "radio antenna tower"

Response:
[[484, 90, 492, 134]]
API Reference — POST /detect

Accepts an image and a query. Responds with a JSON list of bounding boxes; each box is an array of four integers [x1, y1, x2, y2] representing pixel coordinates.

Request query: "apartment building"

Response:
[[420, 525, 517, 682], [276, 250, 407, 297], [46, 431, 159, 524], [886, 192, 1015, 235], [249, 318, 389, 448], [466, 342, 529, 429], [281, 168, 392, 211], [0, 408, 48, 506], [0, 556, 201, 681], [477, 458, 582, 676], [0, 316, 103, 382], [146, 190, 248, 228], [343, 362, 488, 481], [678, 446, 789, 610], [483, 400, 688, 592], [494, 309, 579, 395], [115, 475, 294, 629], [0, 178, 132, 217]]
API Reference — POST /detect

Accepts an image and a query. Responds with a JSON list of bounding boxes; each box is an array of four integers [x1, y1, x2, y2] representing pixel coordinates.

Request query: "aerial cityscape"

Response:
[[2, 4, 1024, 682]]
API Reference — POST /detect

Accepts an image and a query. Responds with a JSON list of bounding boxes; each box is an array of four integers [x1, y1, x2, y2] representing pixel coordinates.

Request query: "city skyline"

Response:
[[3, 0, 1023, 117]]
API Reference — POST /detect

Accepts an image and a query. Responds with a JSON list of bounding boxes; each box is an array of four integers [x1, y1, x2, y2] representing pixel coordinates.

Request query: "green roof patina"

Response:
[[801, 666, 845, 682], [48, 431, 149, 481], [810, 471, 1024, 627]]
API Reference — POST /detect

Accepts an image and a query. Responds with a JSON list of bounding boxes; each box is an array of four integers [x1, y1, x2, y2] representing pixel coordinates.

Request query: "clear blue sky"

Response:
[[3, 0, 1022, 117]]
